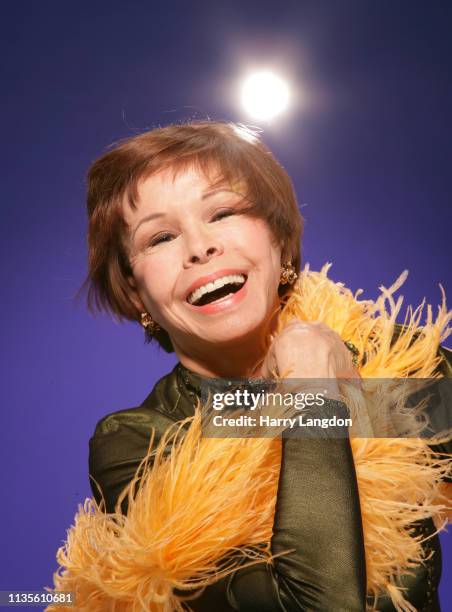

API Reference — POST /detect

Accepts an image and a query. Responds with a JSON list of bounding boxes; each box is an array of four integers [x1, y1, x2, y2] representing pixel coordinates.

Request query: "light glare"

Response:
[[241, 71, 290, 120]]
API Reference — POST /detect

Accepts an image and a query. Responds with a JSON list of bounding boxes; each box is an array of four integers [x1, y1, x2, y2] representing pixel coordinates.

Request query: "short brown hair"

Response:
[[83, 121, 303, 352]]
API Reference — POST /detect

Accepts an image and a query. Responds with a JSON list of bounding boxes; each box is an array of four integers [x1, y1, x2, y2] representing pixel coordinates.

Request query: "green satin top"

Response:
[[89, 347, 452, 611]]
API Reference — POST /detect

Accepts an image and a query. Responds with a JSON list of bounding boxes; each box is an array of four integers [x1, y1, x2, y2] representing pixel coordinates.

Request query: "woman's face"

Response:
[[123, 164, 283, 354]]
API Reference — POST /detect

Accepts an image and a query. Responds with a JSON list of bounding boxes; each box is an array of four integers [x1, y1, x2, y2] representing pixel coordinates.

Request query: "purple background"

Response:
[[1, 1, 451, 608]]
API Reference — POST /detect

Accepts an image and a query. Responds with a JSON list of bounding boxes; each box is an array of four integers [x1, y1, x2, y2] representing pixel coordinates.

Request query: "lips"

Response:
[[185, 275, 249, 314], [184, 268, 248, 303]]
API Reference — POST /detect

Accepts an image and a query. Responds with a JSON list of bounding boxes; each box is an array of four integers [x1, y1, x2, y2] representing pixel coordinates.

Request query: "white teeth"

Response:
[[188, 274, 246, 305]]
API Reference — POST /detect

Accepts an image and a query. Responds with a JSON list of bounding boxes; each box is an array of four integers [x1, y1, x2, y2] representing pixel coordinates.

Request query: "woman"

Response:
[[49, 122, 451, 611]]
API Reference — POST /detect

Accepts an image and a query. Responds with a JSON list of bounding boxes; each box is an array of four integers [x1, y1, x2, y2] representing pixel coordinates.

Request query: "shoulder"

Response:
[[88, 365, 187, 513], [393, 323, 452, 376], [89, 404, 178, 481], [91, 405, 175, 440], [88, 403, 175, 477], [88, 363, 184, 466], [437, 344, 452, 376], [90, 363, 185, 442], [88, 405, 177, 510]]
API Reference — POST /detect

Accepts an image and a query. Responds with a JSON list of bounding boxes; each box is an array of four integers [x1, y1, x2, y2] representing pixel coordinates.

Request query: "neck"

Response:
[[173, 312, 279, 380], [176, 339, 266, 379]]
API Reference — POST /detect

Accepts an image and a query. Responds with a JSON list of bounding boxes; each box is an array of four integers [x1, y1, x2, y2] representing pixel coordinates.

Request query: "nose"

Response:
[[182, 226, 224, 267]]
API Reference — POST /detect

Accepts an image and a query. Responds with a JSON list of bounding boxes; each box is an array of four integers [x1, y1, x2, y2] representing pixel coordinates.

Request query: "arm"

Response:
[[225, 400, 366, 612], [89, 401, 366, 612], [430, 345, 452, 524], [268, 433, 366, 611], [227, 321, 367, 610], [428, 345, 452, 479]]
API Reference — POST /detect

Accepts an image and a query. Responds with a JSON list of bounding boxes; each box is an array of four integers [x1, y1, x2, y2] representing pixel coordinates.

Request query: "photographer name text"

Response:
[[212, 414, 352, 429]]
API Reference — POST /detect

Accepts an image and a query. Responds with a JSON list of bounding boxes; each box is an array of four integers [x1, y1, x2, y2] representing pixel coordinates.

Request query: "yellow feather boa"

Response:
[[46, 265, 452, 612]]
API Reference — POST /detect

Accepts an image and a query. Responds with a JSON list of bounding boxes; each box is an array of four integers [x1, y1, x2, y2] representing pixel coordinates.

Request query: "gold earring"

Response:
[[140, 312, 161, 335], [280, 262, 298, 285]]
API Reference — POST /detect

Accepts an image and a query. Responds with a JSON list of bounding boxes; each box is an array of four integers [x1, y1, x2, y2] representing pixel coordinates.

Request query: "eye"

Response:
[[211, 209, 236, 222], [148, 232, 174, 247]]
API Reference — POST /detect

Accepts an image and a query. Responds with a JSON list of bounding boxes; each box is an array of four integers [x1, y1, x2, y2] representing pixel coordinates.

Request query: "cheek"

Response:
[[242, 220, 281, 267], [133, 251, 177, 310]]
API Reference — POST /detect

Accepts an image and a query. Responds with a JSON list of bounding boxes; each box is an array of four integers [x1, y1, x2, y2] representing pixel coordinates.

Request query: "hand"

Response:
[[260, 320, 358, 389]]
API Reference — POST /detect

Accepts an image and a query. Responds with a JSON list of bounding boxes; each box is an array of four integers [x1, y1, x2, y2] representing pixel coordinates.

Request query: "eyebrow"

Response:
[[131, 189, 238, 240]]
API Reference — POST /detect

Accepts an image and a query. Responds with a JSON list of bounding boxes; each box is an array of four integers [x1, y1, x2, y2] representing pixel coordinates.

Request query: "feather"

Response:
[[45, 265, 452, 611]]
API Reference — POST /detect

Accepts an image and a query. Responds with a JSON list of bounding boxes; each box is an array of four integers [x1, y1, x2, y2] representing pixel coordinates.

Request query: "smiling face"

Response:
[[123, 164, 283, 371]]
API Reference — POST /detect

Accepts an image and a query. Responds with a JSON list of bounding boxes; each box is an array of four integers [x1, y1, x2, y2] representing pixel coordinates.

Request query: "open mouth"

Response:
[[187, 274, 248, 307]]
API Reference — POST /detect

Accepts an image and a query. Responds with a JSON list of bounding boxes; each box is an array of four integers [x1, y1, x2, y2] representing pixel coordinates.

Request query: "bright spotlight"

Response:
[[241, 71, 290, 120]]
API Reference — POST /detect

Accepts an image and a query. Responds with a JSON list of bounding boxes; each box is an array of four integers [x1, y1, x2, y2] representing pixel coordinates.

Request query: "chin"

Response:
[[198, 315, 267, 346]]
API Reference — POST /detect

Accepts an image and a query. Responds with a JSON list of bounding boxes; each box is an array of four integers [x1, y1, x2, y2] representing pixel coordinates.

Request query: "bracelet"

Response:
[[344, 340, 360, 366]]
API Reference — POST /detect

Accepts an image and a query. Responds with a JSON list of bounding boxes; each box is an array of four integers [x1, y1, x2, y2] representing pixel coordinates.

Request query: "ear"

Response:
[[126, 275, 146, 313]]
